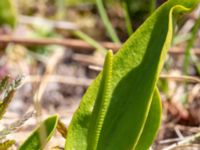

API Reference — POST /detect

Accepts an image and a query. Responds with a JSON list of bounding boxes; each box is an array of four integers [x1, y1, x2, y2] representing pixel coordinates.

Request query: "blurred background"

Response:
[[0, 0, 199, 149]]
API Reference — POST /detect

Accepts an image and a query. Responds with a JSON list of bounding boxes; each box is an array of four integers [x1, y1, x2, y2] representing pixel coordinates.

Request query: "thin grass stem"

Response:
[[150, 0, 157, 14], [96, 0, 120, 43], [122, 1, 133, 36], [74, 30, 107, 54]]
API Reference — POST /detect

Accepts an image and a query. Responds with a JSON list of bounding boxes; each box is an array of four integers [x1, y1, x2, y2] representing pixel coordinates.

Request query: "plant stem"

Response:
[[96, 0, 120, 43], [122, 1, 133, 36], [74, 30, 107, 54], [0, 36, 200, 55], [150, 0, 157, 14], [163, 132, 200, 150]]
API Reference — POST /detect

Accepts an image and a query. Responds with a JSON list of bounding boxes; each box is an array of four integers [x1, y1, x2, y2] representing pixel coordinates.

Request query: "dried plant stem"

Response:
[[33, 49, 64, 149], [164, 123, 200, 134], [163, 132, 200, 150], [0, 36, 119, 52], [0, 36, 199, 55], [56, 119, 68, 138], [159, 137, 184, 144], [33, 49, 64, 118], [159, 74, 200, 83], [24, 74, 199, 88]]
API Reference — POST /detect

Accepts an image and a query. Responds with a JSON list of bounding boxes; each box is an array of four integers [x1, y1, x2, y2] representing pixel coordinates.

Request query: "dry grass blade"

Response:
[[160, 75, 200, 83], [33, 49, 64, 118], [56, 119, 67, 138]]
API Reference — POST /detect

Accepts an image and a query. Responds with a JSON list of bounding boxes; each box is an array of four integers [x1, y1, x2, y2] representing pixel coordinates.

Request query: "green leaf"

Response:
[[19, 115, 58, 150], [87, 50, 113, 150], [134, 88, 162, 150], [0, 0, 17, 27], [65, 0, 199, 150]]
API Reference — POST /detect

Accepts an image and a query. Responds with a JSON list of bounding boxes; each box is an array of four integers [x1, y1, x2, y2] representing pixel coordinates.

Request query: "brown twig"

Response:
[[0, 36, 119, 52], [0, 36, 199, 55]]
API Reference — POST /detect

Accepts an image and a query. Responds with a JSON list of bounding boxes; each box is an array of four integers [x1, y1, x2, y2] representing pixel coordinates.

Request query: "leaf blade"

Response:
[[65, 1, 199, 150], [19, 115, 58, 150], [87, 50, 113, 150], [134, 88, 162, 150]]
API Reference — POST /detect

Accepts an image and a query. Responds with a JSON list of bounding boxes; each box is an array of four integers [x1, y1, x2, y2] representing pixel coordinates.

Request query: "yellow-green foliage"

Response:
[[0, 0, 17, 27], [0, 140, 15, 150]]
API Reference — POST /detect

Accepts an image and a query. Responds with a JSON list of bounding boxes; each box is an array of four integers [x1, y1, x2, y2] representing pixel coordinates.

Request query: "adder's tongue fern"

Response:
[[65, 1, 199, 150]]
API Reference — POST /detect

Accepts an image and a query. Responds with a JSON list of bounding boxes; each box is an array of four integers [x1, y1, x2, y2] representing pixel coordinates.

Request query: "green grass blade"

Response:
[[19, 115, 58, 150], [65, 1, 199, 150], [96, 0, 120, 43], [135, 88, 162, 150], [74, 30, 107, 54], [122, 1, 133, 36], [150, 0, 157, 14]]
